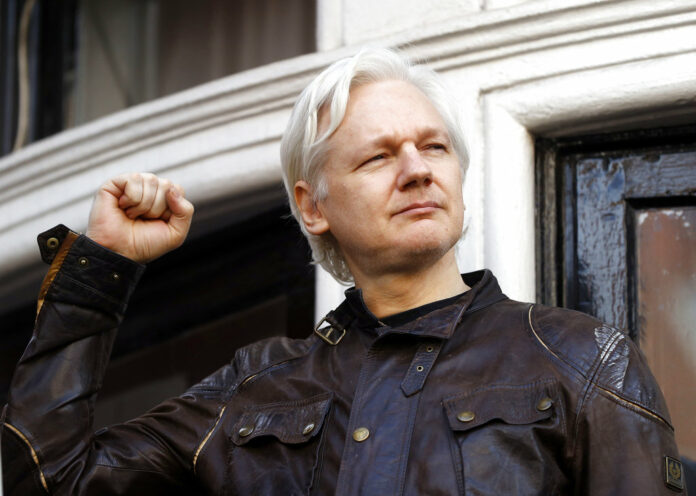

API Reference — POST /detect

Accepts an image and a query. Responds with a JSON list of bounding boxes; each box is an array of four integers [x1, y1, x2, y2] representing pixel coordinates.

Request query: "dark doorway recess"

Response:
[[0, 203, 315, 428], [535, 124, 696, 331], [536, 124, 696, 489]]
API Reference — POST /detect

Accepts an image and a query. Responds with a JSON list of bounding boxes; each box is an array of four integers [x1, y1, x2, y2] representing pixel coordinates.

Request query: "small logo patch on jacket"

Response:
[[665, 456, 684, 491]]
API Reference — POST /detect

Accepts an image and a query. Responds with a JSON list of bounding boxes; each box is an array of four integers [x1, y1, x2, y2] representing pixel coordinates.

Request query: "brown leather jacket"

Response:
[[1, 225, 686, 495]]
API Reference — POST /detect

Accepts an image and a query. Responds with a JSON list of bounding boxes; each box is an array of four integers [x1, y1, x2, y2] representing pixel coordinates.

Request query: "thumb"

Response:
[[166, 186, 194, 237]]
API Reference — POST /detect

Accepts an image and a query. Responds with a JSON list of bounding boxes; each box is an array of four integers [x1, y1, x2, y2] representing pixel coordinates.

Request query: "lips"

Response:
[[394, 201, 441, 216]]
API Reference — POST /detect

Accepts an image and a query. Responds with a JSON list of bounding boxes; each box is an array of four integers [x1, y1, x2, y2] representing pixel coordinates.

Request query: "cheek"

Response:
[[447, 182, 465, 230], [330, 179, 382, 212]]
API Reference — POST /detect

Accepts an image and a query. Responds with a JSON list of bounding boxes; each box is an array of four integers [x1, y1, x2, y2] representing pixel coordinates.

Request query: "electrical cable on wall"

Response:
[[12, 0, 37, 152]]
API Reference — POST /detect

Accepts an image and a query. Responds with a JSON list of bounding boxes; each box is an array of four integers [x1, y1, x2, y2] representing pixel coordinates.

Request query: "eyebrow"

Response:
[[362, 126, 452, 150]]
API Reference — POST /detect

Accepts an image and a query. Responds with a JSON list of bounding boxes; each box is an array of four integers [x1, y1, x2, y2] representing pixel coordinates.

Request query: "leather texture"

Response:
[[1, 226, 685, 495]]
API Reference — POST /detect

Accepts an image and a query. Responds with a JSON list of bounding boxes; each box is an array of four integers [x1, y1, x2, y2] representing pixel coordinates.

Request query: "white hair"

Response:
[[280, 47, 469, 283]]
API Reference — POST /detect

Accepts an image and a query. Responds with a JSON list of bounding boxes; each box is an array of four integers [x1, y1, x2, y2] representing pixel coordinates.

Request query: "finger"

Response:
[[143, 178, 171, 219], [115, 173, 143, 210], [165, 187, 194, 240], [93, 174, 131, 210], [105, 173, 130, 196], [126, 173, 158, 218]]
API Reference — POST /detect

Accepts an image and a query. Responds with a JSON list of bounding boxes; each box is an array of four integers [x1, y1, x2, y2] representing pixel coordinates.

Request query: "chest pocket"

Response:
[[442, 379, 568, 496], [224, 392, 332, 496]]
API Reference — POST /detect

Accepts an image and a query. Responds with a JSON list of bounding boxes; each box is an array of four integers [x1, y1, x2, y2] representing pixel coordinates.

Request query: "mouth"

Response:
[[394, 201, 441, 216]]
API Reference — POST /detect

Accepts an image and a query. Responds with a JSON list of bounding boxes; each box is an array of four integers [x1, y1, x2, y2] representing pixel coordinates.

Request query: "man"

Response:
[[1, 49, 685, 495]]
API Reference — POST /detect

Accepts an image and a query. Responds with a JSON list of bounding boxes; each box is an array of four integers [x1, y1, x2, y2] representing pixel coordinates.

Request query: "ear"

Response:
[[294, 180, 330, 235]]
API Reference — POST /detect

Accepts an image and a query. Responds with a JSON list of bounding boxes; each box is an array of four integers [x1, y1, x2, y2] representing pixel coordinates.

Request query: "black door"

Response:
[[536, 125, 696, 491]]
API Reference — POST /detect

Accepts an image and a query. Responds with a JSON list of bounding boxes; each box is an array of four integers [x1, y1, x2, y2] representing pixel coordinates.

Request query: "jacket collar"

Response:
[[341, 269, 507, 340]]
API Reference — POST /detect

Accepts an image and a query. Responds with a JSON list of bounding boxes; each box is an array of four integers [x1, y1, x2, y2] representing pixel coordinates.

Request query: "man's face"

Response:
[[307, 79, 464, 279]]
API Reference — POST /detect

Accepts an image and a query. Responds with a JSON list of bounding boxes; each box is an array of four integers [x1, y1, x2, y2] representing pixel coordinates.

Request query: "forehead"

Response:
[[323, 80, 449, 152]]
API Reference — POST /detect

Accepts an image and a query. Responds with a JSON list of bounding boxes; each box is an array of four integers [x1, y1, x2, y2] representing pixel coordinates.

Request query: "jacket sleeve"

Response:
[[1, 226, 230, 495], [573, 324, 687, 495]]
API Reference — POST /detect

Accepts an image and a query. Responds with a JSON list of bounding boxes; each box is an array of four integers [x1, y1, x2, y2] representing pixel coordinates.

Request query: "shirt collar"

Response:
[[342, 269, 507, 340]]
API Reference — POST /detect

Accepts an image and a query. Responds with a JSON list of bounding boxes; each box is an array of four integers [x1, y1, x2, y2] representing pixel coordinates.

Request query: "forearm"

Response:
[[2, 225, 144, 493]]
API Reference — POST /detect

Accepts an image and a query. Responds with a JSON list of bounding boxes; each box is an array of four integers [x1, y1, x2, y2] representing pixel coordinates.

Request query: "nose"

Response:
[[396, 144, 432, 190]]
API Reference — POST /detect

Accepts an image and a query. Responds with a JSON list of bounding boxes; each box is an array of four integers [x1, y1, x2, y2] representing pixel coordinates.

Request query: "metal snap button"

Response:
[[302, 423, 315, 435], [238, 425, 254, 437], [111, 272, 121, 282], [416, 365, 424, 372], [352, 427, 370, 442], [536, 397, 553, 412], [78, 257, 89, 267], [456, 411, 475, 423], [46, 237, 60, 250], [426, 346, 434, 352]]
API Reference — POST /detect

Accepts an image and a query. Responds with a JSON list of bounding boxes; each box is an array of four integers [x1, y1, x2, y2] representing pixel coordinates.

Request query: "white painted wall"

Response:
[[1, 0, 695, 322], [315, 0, 543, 50]]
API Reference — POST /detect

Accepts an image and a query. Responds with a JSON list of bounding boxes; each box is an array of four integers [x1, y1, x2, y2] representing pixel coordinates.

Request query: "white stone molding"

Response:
[[1, 0, 695, 316]]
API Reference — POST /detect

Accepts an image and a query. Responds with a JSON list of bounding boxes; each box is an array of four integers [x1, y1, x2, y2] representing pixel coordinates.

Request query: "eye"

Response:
[[361, 153, 387, 166], [425, 143, 447, 151]]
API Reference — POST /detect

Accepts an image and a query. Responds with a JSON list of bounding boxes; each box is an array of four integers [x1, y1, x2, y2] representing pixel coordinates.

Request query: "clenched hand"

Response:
[[86, 173, 194, 263]]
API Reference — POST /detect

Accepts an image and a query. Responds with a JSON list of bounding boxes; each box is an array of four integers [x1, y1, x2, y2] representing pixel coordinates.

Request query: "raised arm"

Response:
[[0, 174, 227, 495]]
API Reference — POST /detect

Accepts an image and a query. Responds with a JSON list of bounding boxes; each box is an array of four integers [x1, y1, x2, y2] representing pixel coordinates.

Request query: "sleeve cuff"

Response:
[[37, 225, 146, 315]]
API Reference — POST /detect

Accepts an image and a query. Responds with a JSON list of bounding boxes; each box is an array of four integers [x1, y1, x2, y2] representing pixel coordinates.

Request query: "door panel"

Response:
[[634, 206, 696, 459], [536, 125, 696, 490]]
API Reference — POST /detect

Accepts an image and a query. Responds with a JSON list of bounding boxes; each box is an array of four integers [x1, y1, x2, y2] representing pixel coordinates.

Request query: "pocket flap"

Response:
[[232, 392, 332, 446], [442, 380, 560, 433]]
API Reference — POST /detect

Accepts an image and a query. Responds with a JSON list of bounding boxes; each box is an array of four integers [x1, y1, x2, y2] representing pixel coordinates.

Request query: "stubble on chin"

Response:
[[366, 226, 460, 276]]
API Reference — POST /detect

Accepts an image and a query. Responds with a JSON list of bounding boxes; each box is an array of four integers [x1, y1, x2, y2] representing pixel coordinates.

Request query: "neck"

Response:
[[351, 249, 469, 319]]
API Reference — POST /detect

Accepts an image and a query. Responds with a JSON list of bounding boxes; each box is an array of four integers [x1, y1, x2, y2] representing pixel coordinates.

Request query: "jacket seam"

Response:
[[4, 421, 50, 493], [527, 304, 602, 459], [193, 340, 322, 472], [526, 305, 586, 381], [573, 327, 623, 448], [579, 328, 672, 428], [586, 329, 623, 387], [591, 383, 673, 429], [527, 306, 673, 443], [335, 343, 383, 491], [442, 377, 558, 403], [589, 332, 671, 428], [309, 401, 333, 495], [234, 338, 321, 390], [395, 389, 422, 496], [192, 404, 227, 474]]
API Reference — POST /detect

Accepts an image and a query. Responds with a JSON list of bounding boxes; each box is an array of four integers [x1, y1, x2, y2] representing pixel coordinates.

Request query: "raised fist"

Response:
[[86, 173, 194, 263]]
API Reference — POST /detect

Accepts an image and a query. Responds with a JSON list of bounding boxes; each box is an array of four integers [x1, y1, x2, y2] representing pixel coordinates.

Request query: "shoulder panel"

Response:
[[232, 335, 319, 389], [186, 335, 318, 394], [529, 304, 671, 427], [529, 304, 605, 378]]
